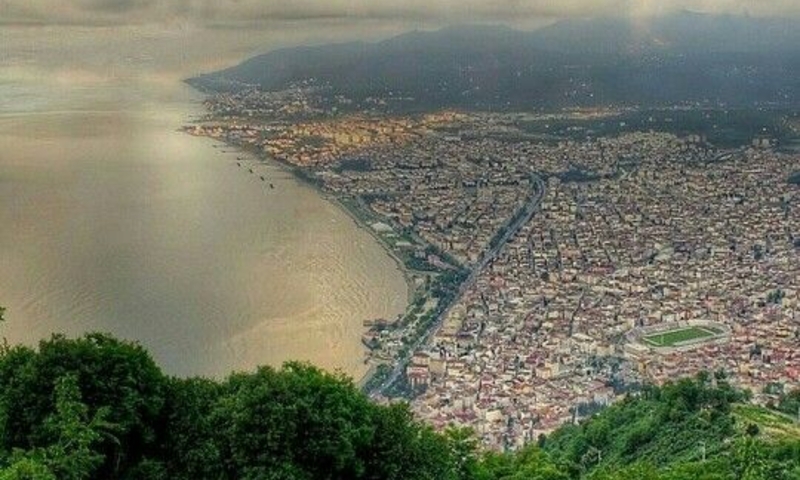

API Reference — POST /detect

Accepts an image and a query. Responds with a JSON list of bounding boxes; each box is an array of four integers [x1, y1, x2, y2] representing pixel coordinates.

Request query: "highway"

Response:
[[370, 174, 546, 397]]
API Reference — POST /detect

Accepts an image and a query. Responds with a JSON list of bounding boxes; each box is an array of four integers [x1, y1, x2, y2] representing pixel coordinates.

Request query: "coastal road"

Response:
[[371, 174, 546, 397]]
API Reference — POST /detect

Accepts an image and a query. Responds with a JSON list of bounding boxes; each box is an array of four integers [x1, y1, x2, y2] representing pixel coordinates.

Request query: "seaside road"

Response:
[[370, 174, 546, 397]]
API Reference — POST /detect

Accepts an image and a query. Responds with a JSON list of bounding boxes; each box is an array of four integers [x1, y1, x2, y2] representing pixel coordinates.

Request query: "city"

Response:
[[187, 88, 800, 449], [3, 6, 800, 478]]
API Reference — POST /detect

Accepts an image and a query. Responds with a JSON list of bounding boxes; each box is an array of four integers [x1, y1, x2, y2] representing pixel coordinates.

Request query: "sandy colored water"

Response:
[[0, 76, 407, 380]]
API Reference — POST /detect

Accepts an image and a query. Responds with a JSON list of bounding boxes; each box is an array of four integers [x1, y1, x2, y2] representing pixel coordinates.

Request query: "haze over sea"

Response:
[[0, 25, 407, 378]]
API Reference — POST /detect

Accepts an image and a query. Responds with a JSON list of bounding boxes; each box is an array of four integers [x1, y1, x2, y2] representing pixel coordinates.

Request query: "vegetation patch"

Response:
[[334, 158, 373, 173], [0, 334, 797, 479], [734, 405, 800, 441]]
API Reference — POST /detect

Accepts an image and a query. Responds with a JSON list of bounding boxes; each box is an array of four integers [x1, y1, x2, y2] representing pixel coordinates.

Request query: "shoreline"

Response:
[[193, 135, 416, 386], [253, 148, 417, 307]]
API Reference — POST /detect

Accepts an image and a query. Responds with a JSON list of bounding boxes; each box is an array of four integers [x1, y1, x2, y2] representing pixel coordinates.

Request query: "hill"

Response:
[[0, 333, 798, 479], [188, 13, 800, 110]]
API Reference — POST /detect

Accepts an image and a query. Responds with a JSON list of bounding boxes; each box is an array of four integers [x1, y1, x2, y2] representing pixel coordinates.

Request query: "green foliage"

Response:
[[1, 375, 109, 480], [0, 334, 165, 478], [557, 169, 603, 184], [0, 456, 56, 480], [403, 255, 441, 272], [0, 333, 798, 480], [363, 404, 455, 480], [587, 462, 660, 480], [0, 336, 462, 479], [543, 376, 745, 472], [474, 446, 569, 480], [777, 389, 800, 417], [159, 377, 223, 479], [767, 290, 786, 305], [212, 363, 376, 479], [39, 375, 108, 479]]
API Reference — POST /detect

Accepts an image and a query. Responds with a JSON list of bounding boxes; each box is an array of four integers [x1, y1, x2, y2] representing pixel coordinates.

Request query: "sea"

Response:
[[0, 25, 407, 379]]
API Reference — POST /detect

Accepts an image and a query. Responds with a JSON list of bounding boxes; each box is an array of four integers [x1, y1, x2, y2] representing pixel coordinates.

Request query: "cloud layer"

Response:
[[2, 0, 799, 27]]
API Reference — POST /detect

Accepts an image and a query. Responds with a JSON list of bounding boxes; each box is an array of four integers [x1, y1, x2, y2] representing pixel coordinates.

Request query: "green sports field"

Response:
[[643, 326, 718, 347]]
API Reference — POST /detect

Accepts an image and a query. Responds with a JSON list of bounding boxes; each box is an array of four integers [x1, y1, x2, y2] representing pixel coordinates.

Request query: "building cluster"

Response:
[[200, 85, 330, 119], [187, 97, 800, 450], [322, 137, 539, 265], [188, 104, 462, 168], [264, 117, 423, 167], [408, 134, 800, 449]]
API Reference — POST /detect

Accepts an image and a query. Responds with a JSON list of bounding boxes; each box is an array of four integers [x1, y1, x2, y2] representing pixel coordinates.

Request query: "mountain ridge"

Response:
[[188, 14, 800, 109]]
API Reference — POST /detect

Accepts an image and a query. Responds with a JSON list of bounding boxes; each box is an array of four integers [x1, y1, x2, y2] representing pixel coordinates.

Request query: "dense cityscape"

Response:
[[186, 86, 800, 449], [4, 4, 800, 476]]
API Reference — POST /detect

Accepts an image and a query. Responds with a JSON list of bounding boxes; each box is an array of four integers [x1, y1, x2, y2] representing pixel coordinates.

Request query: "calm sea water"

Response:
[[0, 71, 407, 379]]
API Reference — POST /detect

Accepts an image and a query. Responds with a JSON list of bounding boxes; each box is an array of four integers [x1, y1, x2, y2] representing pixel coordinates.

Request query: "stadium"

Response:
[[624, 320, 732, 358]]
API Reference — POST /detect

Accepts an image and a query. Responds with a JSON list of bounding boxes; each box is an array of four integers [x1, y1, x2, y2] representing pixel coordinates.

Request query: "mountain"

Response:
[[190, 24, 552, 109], [188, 13, 800, 110], [531, 10, 800, 54]]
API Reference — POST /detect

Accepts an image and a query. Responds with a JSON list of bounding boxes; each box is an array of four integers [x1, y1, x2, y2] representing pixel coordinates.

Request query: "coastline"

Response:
[[190, 133, 416, 386], [255, 148, 417, 307], [322, 194, 417, 305]]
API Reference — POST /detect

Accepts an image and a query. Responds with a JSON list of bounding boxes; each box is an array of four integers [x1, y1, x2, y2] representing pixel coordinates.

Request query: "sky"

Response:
[[1, 0, 798, 95], [2, 0, 800, 28]]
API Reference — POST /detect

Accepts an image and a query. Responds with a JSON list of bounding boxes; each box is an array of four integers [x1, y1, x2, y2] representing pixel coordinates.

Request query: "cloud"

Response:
[[81, 0, 156, 13], [1, 0, 799, 27]]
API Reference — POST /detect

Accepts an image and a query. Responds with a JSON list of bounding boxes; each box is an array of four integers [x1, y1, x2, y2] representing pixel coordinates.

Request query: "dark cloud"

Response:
[[1, 0, 799, 27]]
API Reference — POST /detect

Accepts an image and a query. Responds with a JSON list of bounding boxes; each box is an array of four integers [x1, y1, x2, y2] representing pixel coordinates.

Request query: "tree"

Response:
[[160, 378, 223, 479], [732, 437, 774, 480], [776, 389, 800, 417], [0, 307, 7, 355], [588, 462, 659, 480], [362, 403, 454, 480], [661, 459, 730, 480], [38, 376, 109, 479], [446, 428, 480, 480], [210, 363, 375, 479], [0, 456, 55, 480], [0, 334, 166, 478], [489, 447, 570, 480], [1, 375, 110, 480], [1, 337, 798, 480]]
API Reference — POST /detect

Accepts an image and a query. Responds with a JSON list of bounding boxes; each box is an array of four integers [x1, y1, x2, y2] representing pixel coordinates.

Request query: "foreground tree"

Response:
[[1, 375, 108, 480], [0, 334, 166, 478], [0, 331, 797, 479]]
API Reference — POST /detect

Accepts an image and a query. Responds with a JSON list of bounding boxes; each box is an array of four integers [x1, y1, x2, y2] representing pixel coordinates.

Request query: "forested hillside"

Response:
[[0, 331, 797, 479]]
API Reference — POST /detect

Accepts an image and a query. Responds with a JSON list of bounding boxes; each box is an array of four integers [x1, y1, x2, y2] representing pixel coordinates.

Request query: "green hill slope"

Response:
[[537, 374, 800, 480]]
